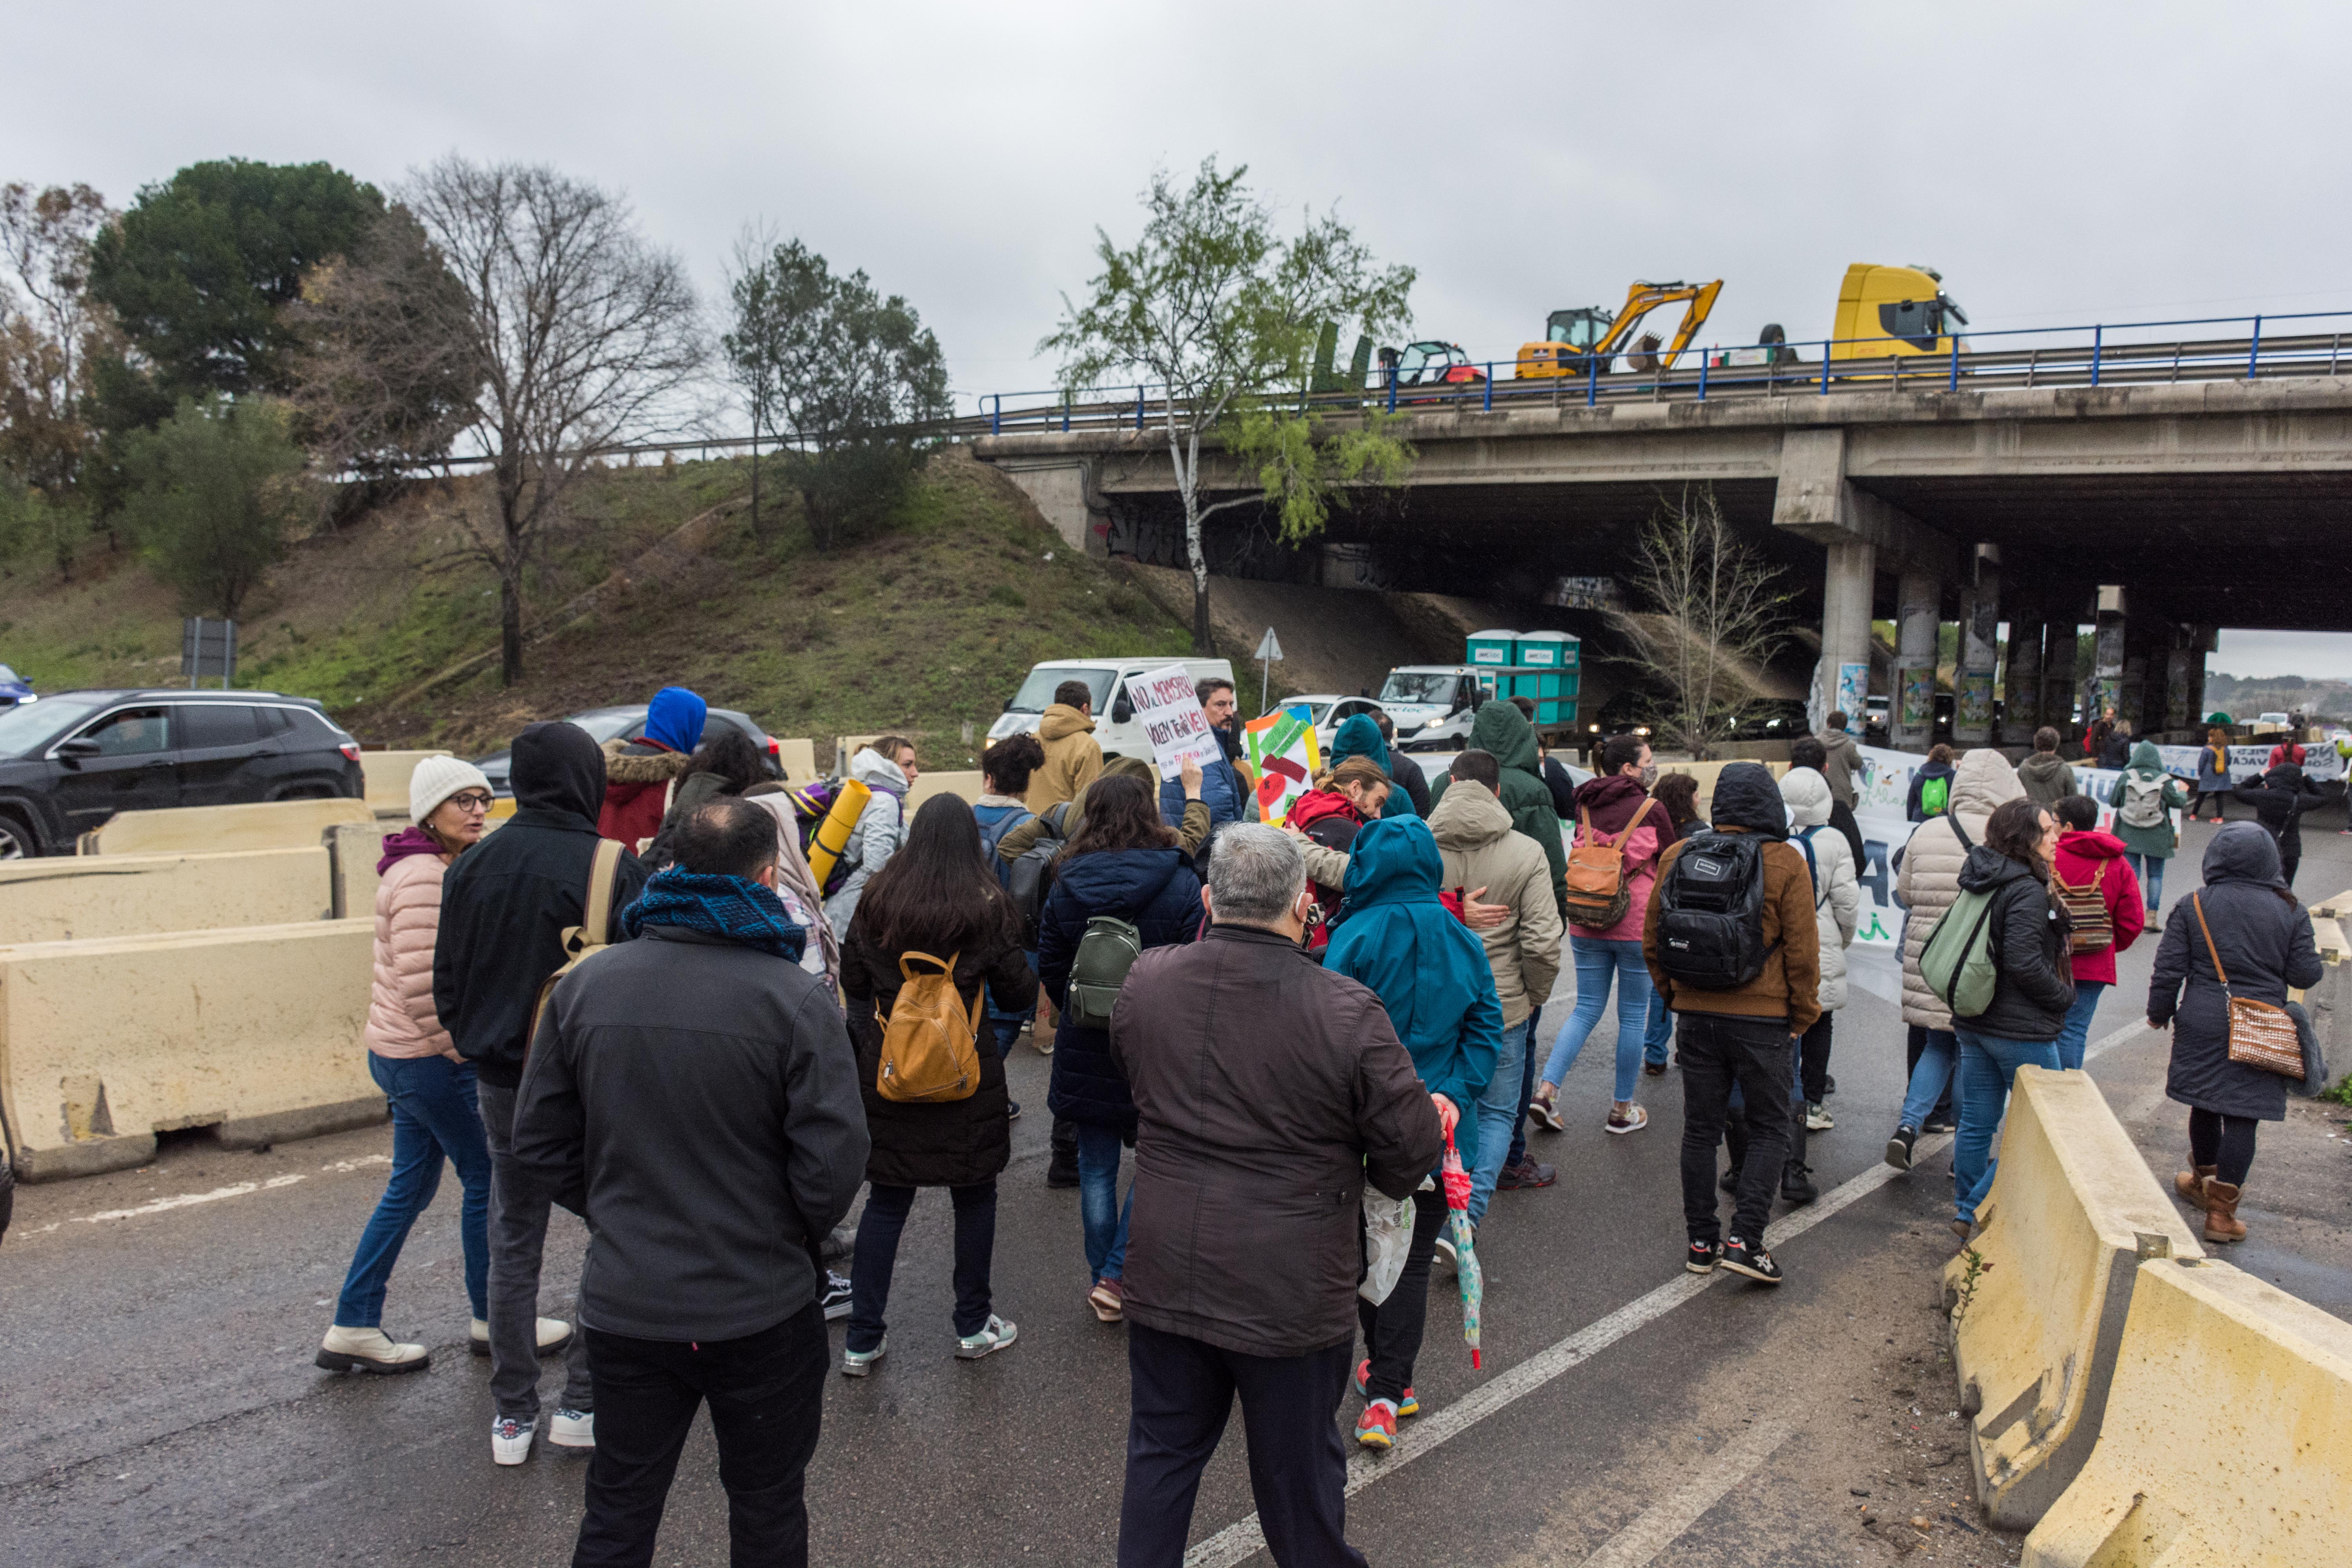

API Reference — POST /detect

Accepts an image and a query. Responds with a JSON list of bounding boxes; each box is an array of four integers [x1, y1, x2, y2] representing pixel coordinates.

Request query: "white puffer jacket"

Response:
[[824, 746, 909, 940], [1895, 748, 2025, 1028], [365, 851, 454, 1059], [1780, 768, 1860, 1011]]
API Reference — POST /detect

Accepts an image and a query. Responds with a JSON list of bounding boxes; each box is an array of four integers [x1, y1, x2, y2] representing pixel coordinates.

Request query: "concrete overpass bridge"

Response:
[[973, 339, 2352, 748]]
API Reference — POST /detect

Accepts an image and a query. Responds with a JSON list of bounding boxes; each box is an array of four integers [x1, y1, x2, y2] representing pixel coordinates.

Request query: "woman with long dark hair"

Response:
[[2151, 822, 2323, 1245], [1037, 772, 1203, 1325], [1949, 796, 2076, 1240], [643, 728, 770, 869], [838, 795, 1036, 1374]]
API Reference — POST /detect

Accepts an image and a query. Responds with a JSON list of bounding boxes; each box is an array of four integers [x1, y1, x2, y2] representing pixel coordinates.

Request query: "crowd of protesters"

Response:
[[306, 675, 2339, 1566]]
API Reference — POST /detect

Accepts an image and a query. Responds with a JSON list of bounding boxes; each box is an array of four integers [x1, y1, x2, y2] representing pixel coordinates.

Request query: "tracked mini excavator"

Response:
[[1514, 279, 1724, 379]]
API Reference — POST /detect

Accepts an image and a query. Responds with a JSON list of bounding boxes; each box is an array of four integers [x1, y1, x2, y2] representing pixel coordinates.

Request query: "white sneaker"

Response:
[[1805, 1101, 1835, 1132], [491, 1414, 535, 1466], [841, 1338, 887, 1377], [470, 1316, 575, 1357], [316, 1325, 430, 1374], [548, 1408, 595, 1449], [955, 1315, 1019, 1360]]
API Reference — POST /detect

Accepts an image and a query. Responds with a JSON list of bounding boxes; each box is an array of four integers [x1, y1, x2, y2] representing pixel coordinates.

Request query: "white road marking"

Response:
[[319, 1154, 392, 1173], [2083, 1019, 2149, 1063], [75, 1175, 306, 1224], [1567, 1417, 1795, 1568], [1181, 1138, 1952, 1567]]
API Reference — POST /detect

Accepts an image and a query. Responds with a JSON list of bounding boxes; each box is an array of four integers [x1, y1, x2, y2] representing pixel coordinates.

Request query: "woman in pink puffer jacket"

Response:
[[317, 757, 501, 1376]]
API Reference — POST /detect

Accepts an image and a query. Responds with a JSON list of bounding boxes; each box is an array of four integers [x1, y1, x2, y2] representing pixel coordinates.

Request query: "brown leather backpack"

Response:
[[1563, 798, 1658, 928], [876, 951, 982, 1103]]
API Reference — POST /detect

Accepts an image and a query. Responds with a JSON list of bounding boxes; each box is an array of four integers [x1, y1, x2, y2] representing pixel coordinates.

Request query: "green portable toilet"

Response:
[[1515, 630, 1576, 669], [1512, 669, 1573, 700], [1466, 630, 1519, 668], [1535, 698, 1578, 726]]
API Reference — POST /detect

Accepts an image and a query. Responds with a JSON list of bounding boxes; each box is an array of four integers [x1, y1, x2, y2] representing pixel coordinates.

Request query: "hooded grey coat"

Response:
[[2151, 824, 2323, 1121], [1896, 748, 2025, 1030]]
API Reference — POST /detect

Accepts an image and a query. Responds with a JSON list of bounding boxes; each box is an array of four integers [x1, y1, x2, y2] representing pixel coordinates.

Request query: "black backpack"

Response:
[[1006, 801, 1075, 947], [1654, 830, 1775, 991]]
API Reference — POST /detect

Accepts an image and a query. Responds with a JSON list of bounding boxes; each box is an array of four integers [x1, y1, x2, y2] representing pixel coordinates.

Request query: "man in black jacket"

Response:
[[515, 797, 868, 1566], [436, 721, 650, 1465]]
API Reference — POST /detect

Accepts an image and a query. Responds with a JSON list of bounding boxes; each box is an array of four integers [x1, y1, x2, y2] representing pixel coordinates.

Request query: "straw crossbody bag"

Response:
[[2190, 893, 2305, 1077]]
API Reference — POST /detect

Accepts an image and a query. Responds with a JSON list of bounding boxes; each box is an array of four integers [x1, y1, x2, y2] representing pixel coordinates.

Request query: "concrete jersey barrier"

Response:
[[0, 847, 332, 946], [80, 797, 374, 856], [2023, 1256, 2352, 1567], [1942, 1066, 2205, 1529], [0, 919, 379, 1181], [359, 750, 452, 812]]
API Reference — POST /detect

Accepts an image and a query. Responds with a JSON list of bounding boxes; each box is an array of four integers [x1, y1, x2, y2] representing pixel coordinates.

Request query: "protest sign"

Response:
[[1128, 665, 1228, 782], [1245, 704, 1321, 827], [2155, 742, 2343, 784]]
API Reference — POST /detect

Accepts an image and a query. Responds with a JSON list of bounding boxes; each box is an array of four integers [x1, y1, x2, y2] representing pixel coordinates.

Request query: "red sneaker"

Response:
[[1353, 1398, 1398, 1449], [1351, 1358, 1418, 1417]]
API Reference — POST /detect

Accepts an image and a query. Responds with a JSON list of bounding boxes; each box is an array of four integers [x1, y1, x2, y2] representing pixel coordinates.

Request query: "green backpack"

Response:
[[1065, 914, 1145, 1030], [1918, 822, 1999, 1018], [1919, 771, 1950, 818]]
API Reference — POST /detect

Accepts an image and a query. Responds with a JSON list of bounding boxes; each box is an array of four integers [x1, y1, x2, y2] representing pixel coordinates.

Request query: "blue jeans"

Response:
[[1076, 1122, 1133, 1283], [2054, 981, 2107, 1071], [1507, 1004, 1543, 1168], [1540, 938, 1654, 1104], [2124, 853, 2165, 910], [1468, 1019, 1533, 1228], [1898, 1028, 1959, 1132], [334, 1052, 492, 1327], [1642, 989, 1673, 1066], [1952, 1027, 2062, 1225]]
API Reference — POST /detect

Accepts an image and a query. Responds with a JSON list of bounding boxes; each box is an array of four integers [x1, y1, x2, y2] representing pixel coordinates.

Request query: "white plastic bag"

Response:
[[1359, 1191, 1415, 1305]]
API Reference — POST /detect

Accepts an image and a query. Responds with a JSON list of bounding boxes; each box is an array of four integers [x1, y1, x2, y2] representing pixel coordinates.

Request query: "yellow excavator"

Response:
[[1514, 279, 1724, 379]]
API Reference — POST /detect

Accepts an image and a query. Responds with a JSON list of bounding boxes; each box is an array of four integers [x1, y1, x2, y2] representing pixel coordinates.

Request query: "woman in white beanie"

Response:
[[318, 754, 508, 1374]]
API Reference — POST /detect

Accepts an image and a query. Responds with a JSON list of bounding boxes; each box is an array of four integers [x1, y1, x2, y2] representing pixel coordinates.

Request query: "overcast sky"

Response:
[[12, 2, 2351, 674]]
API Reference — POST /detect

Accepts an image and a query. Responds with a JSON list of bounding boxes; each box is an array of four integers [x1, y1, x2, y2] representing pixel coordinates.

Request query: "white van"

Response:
[[989, 657, 1238, 762]]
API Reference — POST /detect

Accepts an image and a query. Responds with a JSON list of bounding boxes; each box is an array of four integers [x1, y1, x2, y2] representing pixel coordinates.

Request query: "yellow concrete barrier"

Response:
[[1942, 1066, 2205, 1529], [325, 820, 387, 920], [2023, 1257, 2352, 1568], [359, 749, 452, 812], [775, 737, 817, 782], [0, 920, 378, 1181], [906, 770, 983, 811], [80, 797, 374, 855], [0, 848, 331, 945]]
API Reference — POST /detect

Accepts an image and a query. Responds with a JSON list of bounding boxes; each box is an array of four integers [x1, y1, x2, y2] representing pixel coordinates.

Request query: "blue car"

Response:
[[0, 665, 31, 706]]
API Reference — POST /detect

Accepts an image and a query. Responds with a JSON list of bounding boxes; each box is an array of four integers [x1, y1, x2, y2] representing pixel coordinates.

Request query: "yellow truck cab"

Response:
[[1830, 264, 1967, 360]]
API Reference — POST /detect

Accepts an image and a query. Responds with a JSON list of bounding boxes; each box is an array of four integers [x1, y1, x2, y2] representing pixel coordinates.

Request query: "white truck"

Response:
[[1371, 665, 1488, 751], [989, 657, 1238, 762]]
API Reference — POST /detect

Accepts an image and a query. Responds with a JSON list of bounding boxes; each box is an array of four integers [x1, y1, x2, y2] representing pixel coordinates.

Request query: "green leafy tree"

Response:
[[1042, 158, 1415, 652], [87, 159, 384, 399], [723, 236, 948, 550], [118, 397, 312, 619]]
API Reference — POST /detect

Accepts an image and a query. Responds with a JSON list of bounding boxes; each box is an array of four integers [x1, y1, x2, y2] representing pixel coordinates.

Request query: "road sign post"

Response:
[[182, 617, 237, 689], [1254, 626, 1283, 715]]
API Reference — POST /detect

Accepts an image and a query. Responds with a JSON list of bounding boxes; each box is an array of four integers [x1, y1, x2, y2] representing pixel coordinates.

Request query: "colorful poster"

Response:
[[1955, 670, 1995, 742], [1897, 664, 1936, 730], [1244, 704, 1322, 827], [1128, 664, 1228, 782], [1835, 662, 1869, 721]]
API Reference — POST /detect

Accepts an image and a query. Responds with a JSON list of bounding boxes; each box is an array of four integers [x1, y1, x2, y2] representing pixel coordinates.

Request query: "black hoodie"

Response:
[[1953, 845, 2075, 1041], [2231, 763, 2329, 860], [435, 722, 651, 1087]]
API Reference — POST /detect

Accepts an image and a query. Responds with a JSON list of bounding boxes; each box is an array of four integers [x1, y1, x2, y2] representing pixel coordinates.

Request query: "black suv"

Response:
[[0, 689, 365, 857]]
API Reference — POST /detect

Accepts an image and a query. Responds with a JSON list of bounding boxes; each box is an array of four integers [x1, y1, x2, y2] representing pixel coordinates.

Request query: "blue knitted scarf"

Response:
[[621, 867, 808, 963]]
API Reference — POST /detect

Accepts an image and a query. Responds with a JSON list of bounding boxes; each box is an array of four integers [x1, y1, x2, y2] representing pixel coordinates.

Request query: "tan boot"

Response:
[[2176, 1163, 2216, 1211], [2203, 1180, 2247, 1244]]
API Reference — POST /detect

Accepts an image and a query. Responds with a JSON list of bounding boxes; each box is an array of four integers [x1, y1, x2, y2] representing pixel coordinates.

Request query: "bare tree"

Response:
[[0, 183, 119, 570], [1610, 486, 1793, 759], [401, 158, 705, 684], [286, 204, 481, 484]]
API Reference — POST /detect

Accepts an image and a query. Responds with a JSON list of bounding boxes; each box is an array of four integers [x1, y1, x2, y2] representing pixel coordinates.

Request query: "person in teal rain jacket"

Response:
[[1320, 815, 1502, 1448], [1329, 712, 1421, 818], [2111, 740, 2191, 917]]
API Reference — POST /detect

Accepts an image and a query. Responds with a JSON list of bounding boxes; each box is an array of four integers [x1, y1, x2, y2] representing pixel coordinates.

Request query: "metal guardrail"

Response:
[[400, 309, 2352, 473]]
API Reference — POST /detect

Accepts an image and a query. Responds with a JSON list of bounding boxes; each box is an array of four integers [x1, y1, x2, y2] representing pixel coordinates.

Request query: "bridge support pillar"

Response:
[[1809, 540, 1877, 734], [988, 457, 1109, 555], [2092, 587, 2127, 737], [2002, 604, 2045, 744], [2178, 625, 2216, 730], [1957, 545, 2000, 746], [1893, 570, 1940, 751], [2042, 602, 2087, 743]]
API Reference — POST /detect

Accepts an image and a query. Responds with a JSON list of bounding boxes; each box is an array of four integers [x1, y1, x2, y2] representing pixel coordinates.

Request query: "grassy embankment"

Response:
[[0, 450, 1209, 767]]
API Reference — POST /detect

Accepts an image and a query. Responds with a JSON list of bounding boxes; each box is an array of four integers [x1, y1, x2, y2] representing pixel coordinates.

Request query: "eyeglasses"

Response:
[[447, 791, 494, 812]]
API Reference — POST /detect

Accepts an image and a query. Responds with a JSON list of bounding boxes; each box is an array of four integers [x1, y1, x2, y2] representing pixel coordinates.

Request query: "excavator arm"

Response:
[[1587, 279, 1723, 371]]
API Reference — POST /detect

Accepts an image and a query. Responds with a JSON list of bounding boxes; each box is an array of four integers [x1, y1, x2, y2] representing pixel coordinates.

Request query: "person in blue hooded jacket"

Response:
[[1321, 815, 1501, 1450], [1328, 711, 1426, 818], [1038, 773, 1203, 1327]]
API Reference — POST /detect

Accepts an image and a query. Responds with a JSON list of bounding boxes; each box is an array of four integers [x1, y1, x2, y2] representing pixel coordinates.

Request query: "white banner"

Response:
[[2153, 742, 2343, 784], [1128, 664, 1227, 782]]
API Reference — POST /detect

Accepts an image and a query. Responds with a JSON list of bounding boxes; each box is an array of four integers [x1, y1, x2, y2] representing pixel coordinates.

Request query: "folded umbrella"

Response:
[[1440, 1128, 1483, 1370]]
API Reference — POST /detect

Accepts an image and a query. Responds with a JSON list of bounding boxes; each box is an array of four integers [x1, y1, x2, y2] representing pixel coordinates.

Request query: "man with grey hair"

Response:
[[1109, 824, 1446, 1568]]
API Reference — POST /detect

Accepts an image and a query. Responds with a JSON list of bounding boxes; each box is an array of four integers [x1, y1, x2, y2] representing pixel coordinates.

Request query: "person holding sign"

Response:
[[1158, 677, 1251, 849]]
